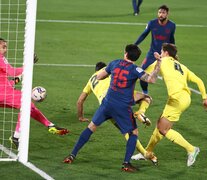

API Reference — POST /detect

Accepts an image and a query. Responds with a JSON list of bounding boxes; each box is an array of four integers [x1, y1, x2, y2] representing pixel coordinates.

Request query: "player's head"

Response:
[[161, 43, 178, 60], [95, 61, 107, 71], [0, 38, 7, 55], [125, 44, 141, 62], [157, 5, 169, 23]]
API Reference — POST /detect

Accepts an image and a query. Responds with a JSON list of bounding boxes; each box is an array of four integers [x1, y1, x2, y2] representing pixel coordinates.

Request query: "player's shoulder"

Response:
[[179, 62, 189, 71], [109, 59, 122, 66], [149, 19, 158, 25], [168, 20, 176, 26]]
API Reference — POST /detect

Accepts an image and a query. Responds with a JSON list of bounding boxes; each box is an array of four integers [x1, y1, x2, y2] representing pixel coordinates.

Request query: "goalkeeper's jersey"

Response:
[[83, 68, 110, 104], [0, 54, 23, 90]]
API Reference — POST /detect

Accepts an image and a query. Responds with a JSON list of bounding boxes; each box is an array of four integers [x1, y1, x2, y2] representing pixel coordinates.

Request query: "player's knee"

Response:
[[144, 96, 152, 104], [88, 122, 97, 132], [131, 128, 138, 136], [158, 128, 167, 136]]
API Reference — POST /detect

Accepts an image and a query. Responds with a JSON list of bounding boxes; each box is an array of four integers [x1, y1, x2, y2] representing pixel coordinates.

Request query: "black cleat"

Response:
[[9, 136, 19, 149], [121, 162, 138, 172]]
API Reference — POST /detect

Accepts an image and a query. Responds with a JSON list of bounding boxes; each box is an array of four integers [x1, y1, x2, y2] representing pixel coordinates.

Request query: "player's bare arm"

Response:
[[140, 60, 161, 83], [77, 92, 89, 122], [97, 69, 109, 80]]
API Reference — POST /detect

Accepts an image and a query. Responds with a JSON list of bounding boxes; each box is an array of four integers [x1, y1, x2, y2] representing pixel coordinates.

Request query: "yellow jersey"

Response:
[[83, 68, 110, 104], [151, 57, 207, 99]]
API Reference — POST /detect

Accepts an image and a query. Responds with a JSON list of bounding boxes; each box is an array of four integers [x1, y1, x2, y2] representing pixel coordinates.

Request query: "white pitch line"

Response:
[[0, 144, 17, 160], [35, 63, 94, 67], [23, 162, 55, 180], [35, 63, 203, 96], [3, 18, 207, 28], [36, 19, 207, 28], [0, 144, 54, 179]]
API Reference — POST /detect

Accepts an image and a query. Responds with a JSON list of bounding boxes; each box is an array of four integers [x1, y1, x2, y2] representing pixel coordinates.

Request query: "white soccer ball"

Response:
[[31, 86, 47, 102]]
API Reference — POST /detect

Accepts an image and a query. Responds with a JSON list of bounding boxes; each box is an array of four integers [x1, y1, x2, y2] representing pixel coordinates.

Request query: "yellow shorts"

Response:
[[161, 91, 191, 122]]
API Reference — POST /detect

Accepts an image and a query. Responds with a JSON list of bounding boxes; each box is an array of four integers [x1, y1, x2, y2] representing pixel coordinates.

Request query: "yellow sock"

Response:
[[165, 129, 194, 153], [138, 100, 149, 114], [125, 134, 146, 155], [146, 127, 163, 152]]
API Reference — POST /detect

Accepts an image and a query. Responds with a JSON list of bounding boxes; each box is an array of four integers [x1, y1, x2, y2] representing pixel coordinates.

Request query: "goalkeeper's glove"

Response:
[[12, 75, 22, 85], [34, 53, 39, 64]]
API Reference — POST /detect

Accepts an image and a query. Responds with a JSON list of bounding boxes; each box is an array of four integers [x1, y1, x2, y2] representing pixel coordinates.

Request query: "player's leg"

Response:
[[140, 57, 155, 94], [145, 127, 164, 152], [132, 0, 138, 15], [157, 117, 199, 166], [134, 92, 152, 126], [111, 118, 151, 162], [122, 130, 138, 172], [3, 89, 22, 148], [30, 102, 69, 135], [139, 80, 148, 94], [163, 93, 199, 166], [63, 125, 94, 164], [137, 0, 143, 14], [125, 133, 146, 156], [64, 104, 109, 164], [113, 106, 138, 172]]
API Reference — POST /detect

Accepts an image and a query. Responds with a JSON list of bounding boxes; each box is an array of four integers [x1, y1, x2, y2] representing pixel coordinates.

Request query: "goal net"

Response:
[[0, 0, 36, 163]]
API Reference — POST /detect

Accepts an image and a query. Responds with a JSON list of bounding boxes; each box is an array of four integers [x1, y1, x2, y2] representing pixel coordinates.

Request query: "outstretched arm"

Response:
[[134, 22, 151, 45], [77, 92, 89, 122], [97, 69, 109, 80]]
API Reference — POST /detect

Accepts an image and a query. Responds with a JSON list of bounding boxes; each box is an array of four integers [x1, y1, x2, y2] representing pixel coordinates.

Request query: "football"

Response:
[[31, 86, 47, 102]]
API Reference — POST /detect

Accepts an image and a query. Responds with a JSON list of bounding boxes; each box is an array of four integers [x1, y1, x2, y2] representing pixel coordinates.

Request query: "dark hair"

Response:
[[162, 43, 178, 60], [125, 44, 141, 61], [158, 5, 169, 12], [95, 61, 107, 71], [0, 38, 6, 42]]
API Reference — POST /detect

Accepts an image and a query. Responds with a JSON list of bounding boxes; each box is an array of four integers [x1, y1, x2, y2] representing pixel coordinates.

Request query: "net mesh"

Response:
[[0, 0, 26, 159]]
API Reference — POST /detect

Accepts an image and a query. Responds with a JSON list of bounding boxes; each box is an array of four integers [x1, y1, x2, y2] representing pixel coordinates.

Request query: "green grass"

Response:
[[1, 0, 207, 179]]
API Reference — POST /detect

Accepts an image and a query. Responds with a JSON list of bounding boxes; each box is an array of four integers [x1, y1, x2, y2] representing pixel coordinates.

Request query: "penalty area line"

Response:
[[23, 162, 55, 180], [36, 64, 202, 96]]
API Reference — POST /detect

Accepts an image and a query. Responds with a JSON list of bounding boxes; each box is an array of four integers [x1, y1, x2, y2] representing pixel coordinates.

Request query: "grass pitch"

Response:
[[1, 0, 207, 179]]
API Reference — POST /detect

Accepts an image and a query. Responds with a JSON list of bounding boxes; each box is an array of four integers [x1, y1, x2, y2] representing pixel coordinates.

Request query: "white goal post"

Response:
[[18, 0, 37, 163]]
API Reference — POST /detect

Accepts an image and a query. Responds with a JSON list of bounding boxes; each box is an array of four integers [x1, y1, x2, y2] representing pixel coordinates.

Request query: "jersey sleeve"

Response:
[[134, 21, 151, 45], [0, 56, 23, 77], [186, 68, 207, 99], [82, 80, 92, 95], [105, 61, 113, 75], [135, 66, 145, 79]]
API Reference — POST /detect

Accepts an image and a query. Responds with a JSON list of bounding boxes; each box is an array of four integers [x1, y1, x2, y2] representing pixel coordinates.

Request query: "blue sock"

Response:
[[71, 128, 93, 157], [124, 134, 137, 163], [140, 80, 148, 94]]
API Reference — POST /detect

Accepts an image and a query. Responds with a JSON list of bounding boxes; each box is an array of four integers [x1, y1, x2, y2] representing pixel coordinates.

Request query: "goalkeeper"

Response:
[[76, 61, 157, 164], [0, 38, 69, 149]]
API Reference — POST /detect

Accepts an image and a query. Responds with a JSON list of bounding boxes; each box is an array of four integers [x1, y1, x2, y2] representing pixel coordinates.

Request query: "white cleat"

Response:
[[131, 152, 158, 165], [187, 147, 200, 167], [131, 153, 146, 161], [134, 112, 151, 126]]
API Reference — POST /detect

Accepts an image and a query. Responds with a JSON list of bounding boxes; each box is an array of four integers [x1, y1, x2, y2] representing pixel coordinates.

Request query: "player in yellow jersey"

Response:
[[76, 62, 157, 164], [132, 43, 207, 166]]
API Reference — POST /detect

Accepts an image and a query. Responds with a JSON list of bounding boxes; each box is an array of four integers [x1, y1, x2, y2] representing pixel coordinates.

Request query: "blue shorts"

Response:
[[141, 52, 156, 70], [92, 99, 137, 134]]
